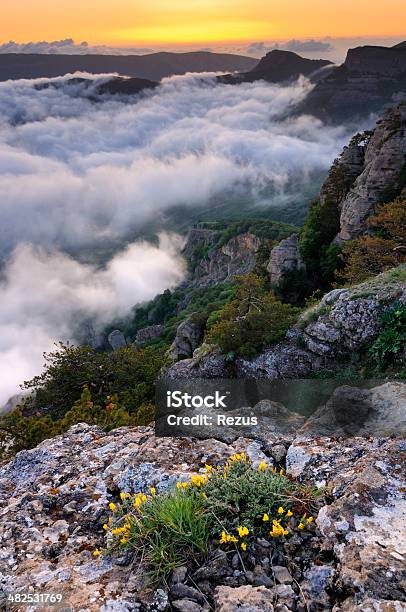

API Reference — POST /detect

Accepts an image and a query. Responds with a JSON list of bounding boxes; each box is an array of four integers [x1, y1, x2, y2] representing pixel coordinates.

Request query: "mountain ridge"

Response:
[[218, 49, 332, 84], [0, 51, 258, 82]]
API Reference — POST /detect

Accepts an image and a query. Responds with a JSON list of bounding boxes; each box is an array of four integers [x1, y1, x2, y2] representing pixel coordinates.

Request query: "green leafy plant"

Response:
[[369, 302, 406, 365], [105, 488, 209, 583]]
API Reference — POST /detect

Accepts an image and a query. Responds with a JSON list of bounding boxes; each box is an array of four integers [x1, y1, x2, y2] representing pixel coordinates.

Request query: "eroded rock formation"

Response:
[[267, 234, 306, 287]]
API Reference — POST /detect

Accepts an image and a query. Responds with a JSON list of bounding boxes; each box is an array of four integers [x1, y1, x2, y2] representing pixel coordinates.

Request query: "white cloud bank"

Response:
[[0, 72, 350, 405], [0, 235, 185, 406]]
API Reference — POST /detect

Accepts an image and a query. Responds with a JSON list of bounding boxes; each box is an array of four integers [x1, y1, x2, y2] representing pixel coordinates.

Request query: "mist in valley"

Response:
[[0, 71, 352, 405]]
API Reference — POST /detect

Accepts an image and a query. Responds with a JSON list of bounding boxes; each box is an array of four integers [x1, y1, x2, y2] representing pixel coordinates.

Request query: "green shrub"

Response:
[[299, 199, 341, 286], [340, 198, 406, 284], [207, 274, 300, 358], [99, 454, 318, 583], [22, 343, 167, 419], [0, 387, 154, 460]]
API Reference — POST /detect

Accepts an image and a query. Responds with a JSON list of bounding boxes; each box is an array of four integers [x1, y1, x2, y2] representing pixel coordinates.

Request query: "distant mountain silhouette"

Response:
[[298, 42, 406, 122], [218, 50, 332, 84], [0, 51, 257, 82]]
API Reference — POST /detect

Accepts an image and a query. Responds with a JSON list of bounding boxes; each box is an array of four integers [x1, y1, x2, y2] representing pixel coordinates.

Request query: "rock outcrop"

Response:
[[184, 230, 261, 288], [313, 103, 406, 242], [299, 42, 406, 122], [108, 330, 127, 351], [319, 132, 369, 211], [169, 316, 206, 361], [0, 422, 404, 610], [135, 325, 163, 346], [267, 234, 306, 286], [337, 104, 406, 240]]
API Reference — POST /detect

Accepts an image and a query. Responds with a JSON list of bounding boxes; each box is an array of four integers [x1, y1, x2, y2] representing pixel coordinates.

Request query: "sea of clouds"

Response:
[[0, 72, 350, 405]]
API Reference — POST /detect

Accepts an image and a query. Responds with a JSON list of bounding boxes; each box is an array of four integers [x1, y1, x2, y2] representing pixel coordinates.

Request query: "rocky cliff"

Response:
[[337, 104, 406, 240], [299, 42, 406, 123], [182, 229, 262, 288], [267, 234, 306, 287], [310, 103, 406, 244], [164, 266, 406, 379]]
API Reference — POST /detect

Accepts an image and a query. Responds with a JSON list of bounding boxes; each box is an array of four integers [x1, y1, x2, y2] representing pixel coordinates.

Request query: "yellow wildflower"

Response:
[[219, 531, 228, 544], [298, 523, 304, 530], [286, 510, 293, 518], [102, 524, 109, 531], [307, 517, 314, 524], [134, 497, 142, 507], [93, 549, 101, 557], [277, 506, 284, 514], [150, 487, 156, 496], [237, 526, 249, 537], [141, 495, 148, 502], [271, 467, 277, 474], [262, 513, 269, 522], [108, 502, 116, 512], [120, 537, 127, 544], [120, 492, 126, 501], [258, 461, 268, 472], [280, 468, 284, 476], [112, 528, 123, 535], [241, 542, 247, 551]]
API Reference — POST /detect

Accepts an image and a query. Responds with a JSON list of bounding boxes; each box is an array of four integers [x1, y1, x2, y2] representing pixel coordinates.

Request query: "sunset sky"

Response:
[[2, 0, 406, 47]]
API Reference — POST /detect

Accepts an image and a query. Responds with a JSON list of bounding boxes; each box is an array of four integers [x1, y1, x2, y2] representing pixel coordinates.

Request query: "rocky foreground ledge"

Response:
[[0, 423, 404, 612]]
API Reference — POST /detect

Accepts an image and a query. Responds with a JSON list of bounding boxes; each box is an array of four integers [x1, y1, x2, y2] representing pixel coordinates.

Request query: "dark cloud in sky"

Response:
[[0, 38, 154, 55], [247, 39, 333, 56]]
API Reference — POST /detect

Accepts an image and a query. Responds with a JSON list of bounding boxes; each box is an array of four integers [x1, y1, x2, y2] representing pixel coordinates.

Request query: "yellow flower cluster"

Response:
[[219, 531, 238, 544], [176, 481, 189, 490], [237, 526, 249, 537], [270, 519, 289, 537], [190, 474, 209, 487], [298, 513, 313, 530], [219, 526, 250, 549], [229, 452, 247, 463]]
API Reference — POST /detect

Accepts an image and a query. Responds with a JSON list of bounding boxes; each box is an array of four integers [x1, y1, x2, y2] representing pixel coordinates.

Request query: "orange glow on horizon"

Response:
[[1, 0, 406, 47]]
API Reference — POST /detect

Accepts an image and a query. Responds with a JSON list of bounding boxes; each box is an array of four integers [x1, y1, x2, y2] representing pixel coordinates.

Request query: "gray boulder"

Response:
[[135, 325, 163, 346], [267, 234, 305, 287], [298, 382, 406, 438], [108, 330, 127, 351], [169, 316, 206, 361]]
